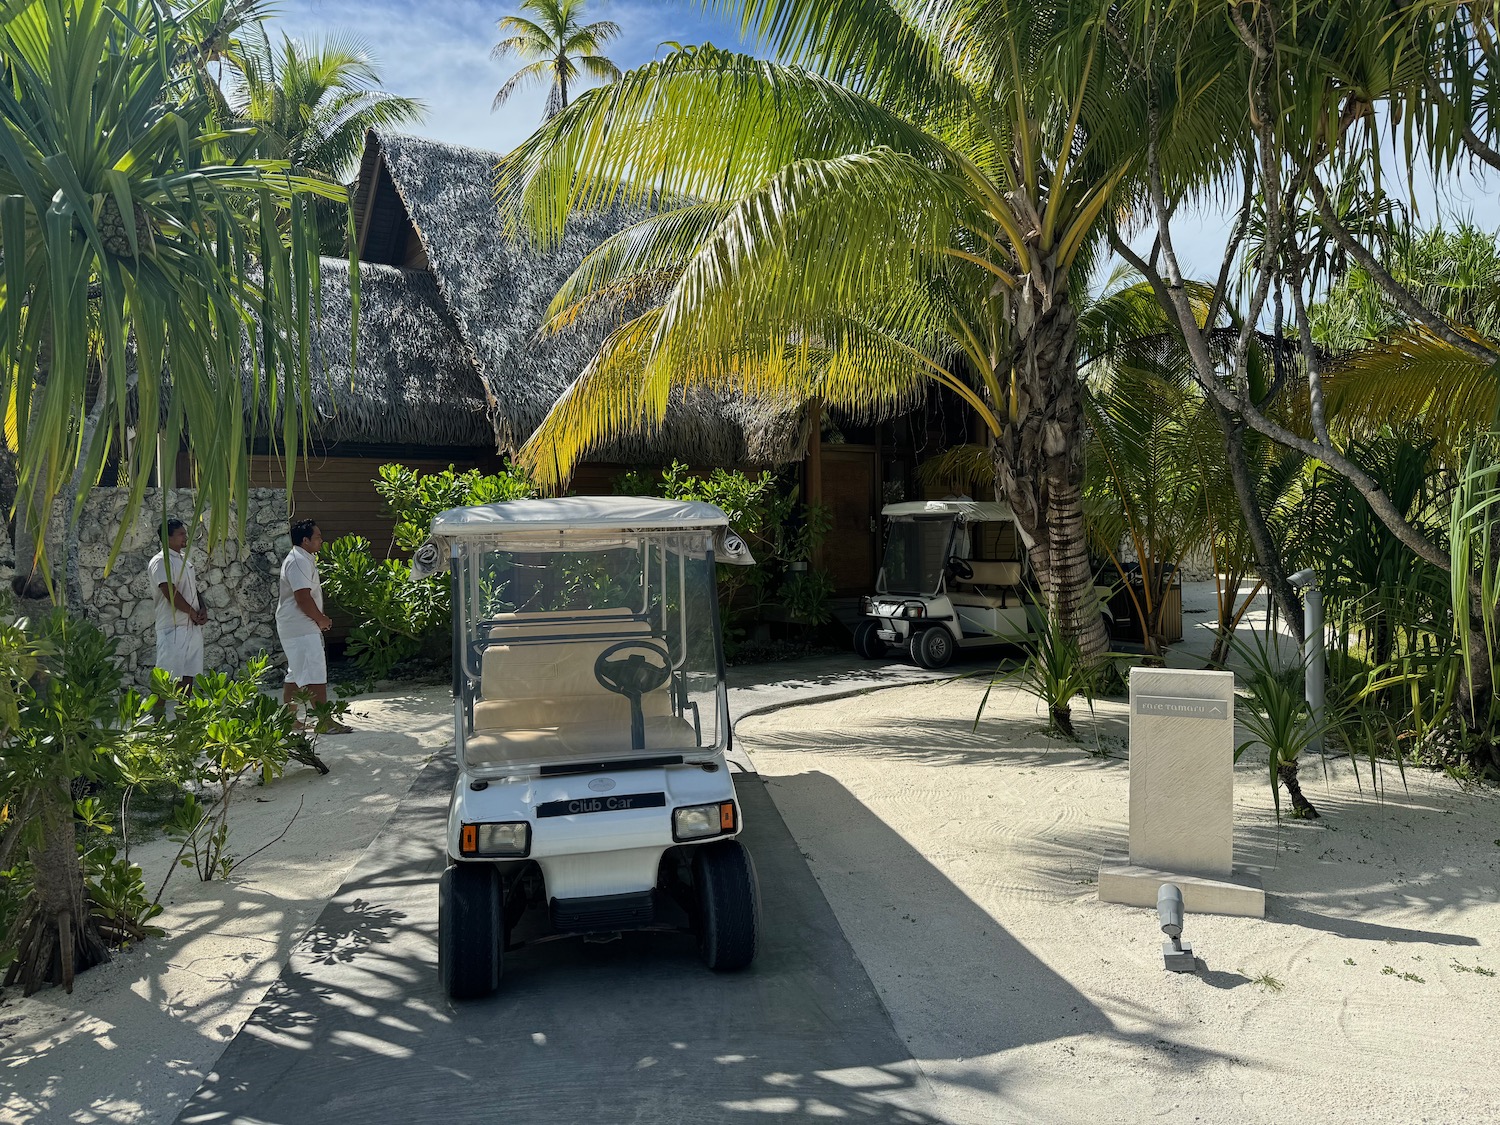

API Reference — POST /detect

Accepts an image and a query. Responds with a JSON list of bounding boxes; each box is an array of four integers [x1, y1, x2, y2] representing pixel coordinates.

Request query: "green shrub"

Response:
[[614, 462, 833, 640], [148, 658, 332, 881], [323, 463, 536, 680], [375, 462, 535, 554], [321, 535, 446, 680]]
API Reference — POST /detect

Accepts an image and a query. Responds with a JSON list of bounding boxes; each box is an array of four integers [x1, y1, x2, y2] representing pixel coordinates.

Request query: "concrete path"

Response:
[[174, 753, 939, 1125]]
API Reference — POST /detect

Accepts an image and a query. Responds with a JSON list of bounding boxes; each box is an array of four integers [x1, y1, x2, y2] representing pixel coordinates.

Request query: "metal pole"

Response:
[[1303, 584, 1325, 754], [1288, 568, 1324, 754]]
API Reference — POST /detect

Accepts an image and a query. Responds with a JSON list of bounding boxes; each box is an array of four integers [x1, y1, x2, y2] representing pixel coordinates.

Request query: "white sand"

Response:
[[8, 662, 1499, 1125], [738, 680, 1500, 1125], [0, 687, 452, 1124]]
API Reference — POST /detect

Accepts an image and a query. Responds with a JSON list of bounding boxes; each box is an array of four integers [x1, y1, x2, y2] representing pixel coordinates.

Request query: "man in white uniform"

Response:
[[276, 518, 350, 732], [148, 518, 206, 689]]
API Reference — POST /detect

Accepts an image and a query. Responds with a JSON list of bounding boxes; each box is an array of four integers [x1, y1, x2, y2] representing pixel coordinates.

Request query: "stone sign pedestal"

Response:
[[1098, 667, 1264, 918]]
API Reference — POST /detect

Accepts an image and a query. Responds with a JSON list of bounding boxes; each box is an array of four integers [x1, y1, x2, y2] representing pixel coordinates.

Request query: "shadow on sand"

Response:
[[174, 746, 1239, 1124]]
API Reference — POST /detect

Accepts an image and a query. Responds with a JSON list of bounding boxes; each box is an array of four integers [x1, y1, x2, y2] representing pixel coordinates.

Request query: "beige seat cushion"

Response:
[[965, 560, 1023, 586], [474, 687, 670, 731], [949, 589, 1009, 609], [465, 714, 698, 768], [486, 609, 647, 641]]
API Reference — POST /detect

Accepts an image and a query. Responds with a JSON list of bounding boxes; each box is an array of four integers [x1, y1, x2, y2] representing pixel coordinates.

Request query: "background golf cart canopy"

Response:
[[880, 500, 1015, 522]]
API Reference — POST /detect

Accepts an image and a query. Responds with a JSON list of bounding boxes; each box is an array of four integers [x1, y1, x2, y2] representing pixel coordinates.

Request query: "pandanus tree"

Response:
[[499, 1, 1238, 661], [0, 0, 342, 992]]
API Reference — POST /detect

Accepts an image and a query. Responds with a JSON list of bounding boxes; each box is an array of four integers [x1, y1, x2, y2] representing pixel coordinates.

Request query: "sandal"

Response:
[[318, 720, 354, 735]]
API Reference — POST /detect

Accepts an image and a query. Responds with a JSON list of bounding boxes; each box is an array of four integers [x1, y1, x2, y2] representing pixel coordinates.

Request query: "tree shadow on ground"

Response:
[[175, 753, 1236, 1125]]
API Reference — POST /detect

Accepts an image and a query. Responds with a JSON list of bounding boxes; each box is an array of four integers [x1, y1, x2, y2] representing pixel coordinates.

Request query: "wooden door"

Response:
[[819, 445, 878, 595]]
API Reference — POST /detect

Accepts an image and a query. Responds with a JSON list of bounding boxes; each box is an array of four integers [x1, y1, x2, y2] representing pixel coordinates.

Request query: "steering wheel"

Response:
[[594, 640, 672, 751], [947, 556, 974, 581]]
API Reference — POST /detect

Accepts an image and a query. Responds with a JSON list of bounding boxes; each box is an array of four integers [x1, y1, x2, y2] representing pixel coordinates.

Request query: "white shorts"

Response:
[[280, 631, 327, 687], [154, 625, 205, 679]]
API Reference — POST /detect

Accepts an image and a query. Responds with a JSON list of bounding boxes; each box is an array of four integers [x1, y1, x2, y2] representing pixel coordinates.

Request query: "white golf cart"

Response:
[[412, 497, 760, 999], [854, 500, 1036, 668]]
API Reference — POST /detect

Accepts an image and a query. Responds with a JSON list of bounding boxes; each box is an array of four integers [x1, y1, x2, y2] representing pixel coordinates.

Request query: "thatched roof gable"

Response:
[[352, 130, 805, 466], [301, 259, 493, 447]]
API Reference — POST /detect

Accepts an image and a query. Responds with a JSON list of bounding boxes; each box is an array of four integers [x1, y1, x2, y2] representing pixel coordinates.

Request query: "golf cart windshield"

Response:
[[449, 525, 728, 774], [880, 517, 956, 595]]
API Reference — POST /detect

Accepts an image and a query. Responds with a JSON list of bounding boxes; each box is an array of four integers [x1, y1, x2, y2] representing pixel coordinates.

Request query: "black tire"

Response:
[[438, 863, 503, 1000], [914, 626, 954, 669], [853, 620, 887, 660], [694, 840, 760, 972]]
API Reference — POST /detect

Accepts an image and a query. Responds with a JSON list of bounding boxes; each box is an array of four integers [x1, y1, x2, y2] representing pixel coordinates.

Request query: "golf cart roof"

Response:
[[881, 500, 1015, 522], [430, 496, 731, 537]]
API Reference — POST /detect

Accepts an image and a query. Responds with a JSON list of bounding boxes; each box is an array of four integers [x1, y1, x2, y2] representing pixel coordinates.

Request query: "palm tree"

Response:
[[232, 33, 425, 251], [491, 0, 621, 120], [496, 2, 1239, 660], [0, 0, 339, 993]]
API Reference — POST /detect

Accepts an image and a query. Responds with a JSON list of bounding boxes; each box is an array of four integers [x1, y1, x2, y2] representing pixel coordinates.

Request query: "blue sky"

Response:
[[276, 1, 1498, 281], [275, 1, 749, 156]]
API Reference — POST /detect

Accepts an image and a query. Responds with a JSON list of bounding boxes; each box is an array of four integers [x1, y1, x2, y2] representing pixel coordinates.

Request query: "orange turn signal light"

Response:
[[719, 802, 736, 831], [460, 824, 477, 855]]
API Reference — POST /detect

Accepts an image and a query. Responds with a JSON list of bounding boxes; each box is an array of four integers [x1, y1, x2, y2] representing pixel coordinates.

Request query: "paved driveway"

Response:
[[174, 751, 941, 1125]]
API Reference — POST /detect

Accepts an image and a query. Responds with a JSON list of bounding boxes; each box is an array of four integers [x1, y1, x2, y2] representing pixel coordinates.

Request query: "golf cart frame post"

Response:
[[414, 497, 760, 999]]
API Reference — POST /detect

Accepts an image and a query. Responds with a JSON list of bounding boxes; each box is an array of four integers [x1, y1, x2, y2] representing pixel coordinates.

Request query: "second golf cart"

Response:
[[413, 497, 760, 999], [854, 499, 1034, 668]]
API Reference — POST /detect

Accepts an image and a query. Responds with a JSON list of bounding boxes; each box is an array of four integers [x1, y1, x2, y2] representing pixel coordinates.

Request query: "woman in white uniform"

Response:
[[276, 519, 351, 733], [148, 518, 205, 689]]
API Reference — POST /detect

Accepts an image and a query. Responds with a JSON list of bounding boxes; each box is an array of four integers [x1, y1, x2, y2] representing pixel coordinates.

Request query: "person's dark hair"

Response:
[[166, 518, 186, 538], [290, 518, 319, 547]]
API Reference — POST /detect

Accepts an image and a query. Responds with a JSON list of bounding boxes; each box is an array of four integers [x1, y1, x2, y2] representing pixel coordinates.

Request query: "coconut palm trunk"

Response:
[[995, 284, 1109, 662]]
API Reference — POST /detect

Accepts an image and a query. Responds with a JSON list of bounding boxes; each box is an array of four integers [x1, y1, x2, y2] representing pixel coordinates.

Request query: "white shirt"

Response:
[[276, 545, 324, 640], [148, 549, 200, 633]]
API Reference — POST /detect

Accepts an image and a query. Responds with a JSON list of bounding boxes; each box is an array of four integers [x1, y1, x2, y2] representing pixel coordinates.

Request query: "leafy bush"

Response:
[[0, 613, 150, 988], [148, 658, 333, 881], [614, 462, 833, 639], [322, 463, 536, 680], [321, 535, 446, 680], [375, 462, 535, 554]]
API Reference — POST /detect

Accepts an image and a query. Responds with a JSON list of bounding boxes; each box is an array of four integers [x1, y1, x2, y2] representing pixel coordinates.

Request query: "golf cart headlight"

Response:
[[860, 596, 873, 615], [903, 602, 925, 619], [673, 801, 737, 842], [460, 821, 531, 857]]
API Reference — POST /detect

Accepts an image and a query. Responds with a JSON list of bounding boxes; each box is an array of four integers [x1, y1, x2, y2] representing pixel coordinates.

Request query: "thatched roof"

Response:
[[350, 130, 805, 466], [301, 259, 493, 447]]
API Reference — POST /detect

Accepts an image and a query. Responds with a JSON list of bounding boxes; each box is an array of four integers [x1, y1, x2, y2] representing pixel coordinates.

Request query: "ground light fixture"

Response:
[[1158, 883, 1195, 972]]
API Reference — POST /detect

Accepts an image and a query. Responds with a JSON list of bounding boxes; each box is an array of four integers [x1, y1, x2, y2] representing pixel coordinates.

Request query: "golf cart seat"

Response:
[[484, 607, 650, 641], [464, 716, 698, 769], [948, 560, 1024, 609], [468, 637, 694, 766]]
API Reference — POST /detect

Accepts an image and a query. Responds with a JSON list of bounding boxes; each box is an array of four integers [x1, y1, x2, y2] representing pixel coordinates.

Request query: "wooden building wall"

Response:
[[246, 449, 509, 556]]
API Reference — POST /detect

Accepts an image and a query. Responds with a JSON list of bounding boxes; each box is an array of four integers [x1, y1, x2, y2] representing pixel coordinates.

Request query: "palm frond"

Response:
[[1326, 327, 1500, 450]]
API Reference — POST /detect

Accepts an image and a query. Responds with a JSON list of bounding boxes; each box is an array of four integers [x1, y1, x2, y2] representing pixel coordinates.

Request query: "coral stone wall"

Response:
[[55, 488, 290, 683]]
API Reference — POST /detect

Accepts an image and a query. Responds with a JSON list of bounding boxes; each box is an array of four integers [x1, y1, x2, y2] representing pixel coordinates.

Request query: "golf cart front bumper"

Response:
[[448, 761, 740, 902]]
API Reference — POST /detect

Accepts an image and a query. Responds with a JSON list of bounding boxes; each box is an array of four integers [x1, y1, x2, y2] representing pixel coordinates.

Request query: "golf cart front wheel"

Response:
[[914, 627, 954, 669], [694, 840, 760, 972], [438, 863, 503, 1000], [853, 620, 887, 659]]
